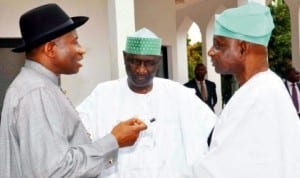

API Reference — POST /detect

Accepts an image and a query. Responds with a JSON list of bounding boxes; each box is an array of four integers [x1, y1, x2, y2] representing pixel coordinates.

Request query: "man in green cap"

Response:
[[77, 27, 216, 177], [193, 3, 300, 178]]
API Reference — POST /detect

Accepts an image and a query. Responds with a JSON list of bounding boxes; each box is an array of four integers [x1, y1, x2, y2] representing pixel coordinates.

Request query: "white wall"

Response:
[[135, 0, 178, 81], [61, 0, 114, 106]]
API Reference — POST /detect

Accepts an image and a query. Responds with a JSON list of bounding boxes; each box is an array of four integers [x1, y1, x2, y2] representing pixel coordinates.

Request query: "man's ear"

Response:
[[239, 41, 248, 55], [43, 41, 56, 58], [123, 51, 127, 62], [157, 56, 163, 64]]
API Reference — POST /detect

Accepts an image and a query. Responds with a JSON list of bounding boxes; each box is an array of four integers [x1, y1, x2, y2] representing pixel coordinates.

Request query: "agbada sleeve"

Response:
[[76, 85, 101, 141], [179, 87, 216, 165], [15, 87, 118, 177]]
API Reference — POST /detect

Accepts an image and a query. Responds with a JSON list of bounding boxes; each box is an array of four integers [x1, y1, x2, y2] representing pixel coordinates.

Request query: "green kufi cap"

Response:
[[125, 28, 162, 56], [214, 3, 274, 47]]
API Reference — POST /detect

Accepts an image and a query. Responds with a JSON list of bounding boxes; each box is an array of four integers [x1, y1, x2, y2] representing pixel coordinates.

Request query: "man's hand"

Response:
[[111, 118, 147, 147]]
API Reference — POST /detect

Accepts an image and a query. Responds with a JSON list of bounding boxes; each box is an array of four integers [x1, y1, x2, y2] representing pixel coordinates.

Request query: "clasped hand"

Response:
[[111, 118, 147, 147]]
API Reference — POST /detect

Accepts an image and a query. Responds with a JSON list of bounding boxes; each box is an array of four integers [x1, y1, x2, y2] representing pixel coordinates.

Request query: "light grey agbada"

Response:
[[0, 60, 118, 177]]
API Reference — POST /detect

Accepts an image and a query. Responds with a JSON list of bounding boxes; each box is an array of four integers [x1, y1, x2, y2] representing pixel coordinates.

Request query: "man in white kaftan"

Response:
[[77, 28, 216, 178], [193, 3, 300, 178], [196, 70, 300, 178]]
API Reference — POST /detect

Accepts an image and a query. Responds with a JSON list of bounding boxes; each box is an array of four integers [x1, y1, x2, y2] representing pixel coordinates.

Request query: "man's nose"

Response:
[[136, 62, 147, 74], [77, 45, 86, 56], [208, 47, 215, 56]]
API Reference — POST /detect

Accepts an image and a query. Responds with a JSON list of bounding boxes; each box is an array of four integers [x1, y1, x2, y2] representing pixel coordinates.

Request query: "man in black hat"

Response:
[[0, 3, 147, 178]]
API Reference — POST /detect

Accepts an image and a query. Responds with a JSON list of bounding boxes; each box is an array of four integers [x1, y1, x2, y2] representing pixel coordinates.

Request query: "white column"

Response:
[[285, 0, 300, 68], [176, 17, 192, 83], [176, 32, 189, 83], [107, 0, 135, 79], [203, 22, 222, 114]]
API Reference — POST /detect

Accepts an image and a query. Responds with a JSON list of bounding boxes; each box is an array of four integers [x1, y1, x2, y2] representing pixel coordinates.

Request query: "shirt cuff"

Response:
[[94, 134, 119, 169]]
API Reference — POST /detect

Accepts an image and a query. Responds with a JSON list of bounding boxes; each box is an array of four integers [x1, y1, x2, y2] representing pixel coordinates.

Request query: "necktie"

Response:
[[291, 83, 299, 112], [200, 80, 207, 101]]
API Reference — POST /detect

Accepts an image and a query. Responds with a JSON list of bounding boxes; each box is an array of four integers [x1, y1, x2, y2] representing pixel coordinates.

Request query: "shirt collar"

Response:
[[286, 80, 297, 86], [195, 79, 205, 83], [24, 59, 59, 86]]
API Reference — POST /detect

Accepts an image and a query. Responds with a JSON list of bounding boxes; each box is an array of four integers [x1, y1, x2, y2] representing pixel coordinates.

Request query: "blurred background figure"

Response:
[[284, 65, 300, 117], [184, 63, 217, 111]]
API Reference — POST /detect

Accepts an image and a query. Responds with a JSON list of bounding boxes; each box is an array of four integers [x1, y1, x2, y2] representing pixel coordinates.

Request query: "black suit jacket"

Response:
[[184, 79, 217, 111]]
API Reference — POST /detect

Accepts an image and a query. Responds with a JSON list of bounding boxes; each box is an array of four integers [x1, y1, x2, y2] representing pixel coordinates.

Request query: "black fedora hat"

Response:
[[12, 3, 89, 53]]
